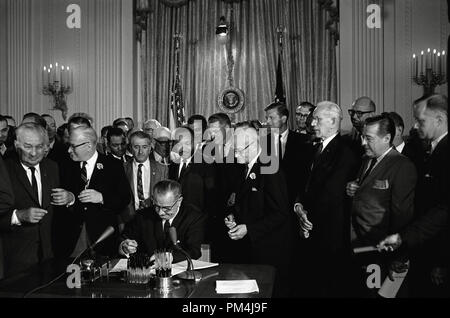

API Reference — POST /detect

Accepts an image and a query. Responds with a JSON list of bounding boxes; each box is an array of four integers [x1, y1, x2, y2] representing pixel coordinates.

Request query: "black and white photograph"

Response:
[[0, 0, 448, 306]]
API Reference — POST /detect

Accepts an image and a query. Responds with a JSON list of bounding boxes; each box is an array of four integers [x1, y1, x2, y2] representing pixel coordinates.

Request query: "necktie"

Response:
[[29, 167, 39, 205], [278, 134, 283, 159], [137, 164, 145, 210], [179, 162, 186, 180], [310, 142, 323, 170], [163, 220, 170, 246], [81, 161, 88, 188], [360, 158, 377, 184], [29, 166, 43, 261]]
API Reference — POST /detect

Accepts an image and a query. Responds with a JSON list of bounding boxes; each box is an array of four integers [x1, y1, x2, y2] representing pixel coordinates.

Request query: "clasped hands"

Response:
[[224, 214, 247, 240], [293, 203, 312, 238], [51, 188, 103, 205]]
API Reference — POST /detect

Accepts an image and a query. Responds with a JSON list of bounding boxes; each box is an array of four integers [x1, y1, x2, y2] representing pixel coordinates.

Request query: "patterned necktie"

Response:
[[310, 142, 323, 170], [81, 161, 88, 188], [137, 164, 145, 210], [29, 167, 39, 204]]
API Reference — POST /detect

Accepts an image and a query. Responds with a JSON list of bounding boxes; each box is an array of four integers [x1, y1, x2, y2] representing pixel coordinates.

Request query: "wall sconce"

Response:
[[41, 63, 73, 120], [412, 48, 447, 97], [216, 16, 228, 37], [135, 0, 152, 42]]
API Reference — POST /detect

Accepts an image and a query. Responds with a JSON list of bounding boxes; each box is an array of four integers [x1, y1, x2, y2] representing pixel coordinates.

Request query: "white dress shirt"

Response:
[[11, 163, 42, 225], [178, 157, 192, 178], [321, 132, 339, 152], [82, 151, 99, 184], [246, 151, 262, 179], [396, 141, 405, 154], [431, 132, 448, 154], [133, 159, 151, 211], [275, 129, 289, 157]]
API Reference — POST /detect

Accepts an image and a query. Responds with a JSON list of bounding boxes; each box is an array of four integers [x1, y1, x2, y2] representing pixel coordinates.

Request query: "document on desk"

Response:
[[109, 258, 218, 275], [216, 280, 259, 294]]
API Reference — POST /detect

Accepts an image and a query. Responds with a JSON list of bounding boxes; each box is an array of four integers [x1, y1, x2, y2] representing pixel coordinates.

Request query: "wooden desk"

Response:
[[0, 259, 275, 298]]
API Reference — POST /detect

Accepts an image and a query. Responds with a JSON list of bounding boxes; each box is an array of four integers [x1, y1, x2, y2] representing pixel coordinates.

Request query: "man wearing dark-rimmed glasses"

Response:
[[119, 180, 205, 263], [343, 96, 376, 166]]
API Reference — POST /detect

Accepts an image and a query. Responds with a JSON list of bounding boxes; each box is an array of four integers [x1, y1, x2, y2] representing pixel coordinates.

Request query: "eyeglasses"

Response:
[[295, 113, 309, 118], [69, 141, 90, 150], [152, 196, 181, 214], [348, 110, 373, 118], [235, 141, 255, 154]]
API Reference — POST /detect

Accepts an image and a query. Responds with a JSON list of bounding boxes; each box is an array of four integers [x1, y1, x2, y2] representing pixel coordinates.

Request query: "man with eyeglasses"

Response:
[[224, 126, 292, 297], [343, 96, 376, 166], [0, 123, 60, 277], [152, 127, 172, 165], [119, 180, 205, 263], [295, 102, 315, 134], [52, 126, 131, 259]]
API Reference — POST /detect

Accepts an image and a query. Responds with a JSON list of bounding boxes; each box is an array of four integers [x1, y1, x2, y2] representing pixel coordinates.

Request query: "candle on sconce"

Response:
[[432, 49, 437, 72], [442, 51, 447, 76], [437, 53, 441, 76], [61, 66, 65, 87], [426, 48, 431, 70], [42, 66, 47, 87], [412, 54, 417, 78], [56, 62, 61, 83], [420, 51, 424, 74], [67, 66, 73, 88], [47, 69, 51, 86]]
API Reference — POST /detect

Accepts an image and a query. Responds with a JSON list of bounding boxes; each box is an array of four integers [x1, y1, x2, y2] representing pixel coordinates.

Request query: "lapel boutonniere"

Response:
[[249, 172, 256, 180], [96, 163, 104, 170]]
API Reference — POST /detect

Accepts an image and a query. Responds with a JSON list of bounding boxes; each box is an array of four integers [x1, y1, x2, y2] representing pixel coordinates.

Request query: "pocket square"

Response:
[[373, 179, 389, 189], [251, 187, 258, 192]]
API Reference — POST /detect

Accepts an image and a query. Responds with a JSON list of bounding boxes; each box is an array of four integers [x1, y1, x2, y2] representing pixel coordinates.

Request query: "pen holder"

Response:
[[155, 276, 173, 292], [154, 249, 173, 292], [126, 253, 153, 284]]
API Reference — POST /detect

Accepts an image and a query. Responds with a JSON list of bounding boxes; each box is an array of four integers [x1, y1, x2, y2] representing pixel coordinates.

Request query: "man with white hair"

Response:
[[52, 126, 131, 258], [224, 126, 292, 297], [293, 101, 359, 297], [142, 119, 161, 139], [0, 123, 60, 277]]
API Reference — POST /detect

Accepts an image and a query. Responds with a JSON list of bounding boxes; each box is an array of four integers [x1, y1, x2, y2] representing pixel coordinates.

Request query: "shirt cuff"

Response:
[[118, 241, 130, 258], [11, 209, 22, 226]]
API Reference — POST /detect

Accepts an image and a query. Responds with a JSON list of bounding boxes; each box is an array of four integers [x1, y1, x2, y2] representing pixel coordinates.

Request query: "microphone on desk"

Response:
[[168, 227, 202, 282], [90, 226, 115, 250]]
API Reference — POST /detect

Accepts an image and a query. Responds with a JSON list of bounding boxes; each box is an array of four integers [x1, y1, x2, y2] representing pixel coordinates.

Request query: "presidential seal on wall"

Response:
[[217, 87, 245, 114]]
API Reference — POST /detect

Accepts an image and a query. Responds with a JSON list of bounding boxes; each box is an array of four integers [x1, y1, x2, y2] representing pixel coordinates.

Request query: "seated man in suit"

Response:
[[120, 131, 169, 229], [378, 94, 448, 297], [0, 123, 60, 277], [225, 126, 292, 297], [52, 126, 131, 259], [346, 114, 417, 296], [119, 180, 205, 263]]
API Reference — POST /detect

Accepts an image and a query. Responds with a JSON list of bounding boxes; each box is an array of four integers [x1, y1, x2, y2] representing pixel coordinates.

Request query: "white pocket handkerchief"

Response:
[[373, 179, 389, 189], [251, 187, 258, 192]]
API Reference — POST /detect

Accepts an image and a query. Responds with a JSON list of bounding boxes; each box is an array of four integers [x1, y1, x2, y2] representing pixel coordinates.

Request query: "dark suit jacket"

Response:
[[0, 156, 14, 222], [234, 159, 292, 271], [46, 140, 70, 168], [351, 148, 417, 246], [342, 128, 365, 168], [298, 134, 359, 254], [401, 135, 448, 266], [0, 157, 59, 277], [267, 130, 313, 207], [168, 153, 215, 215], [122, 157, 169, 223], [53, 153, 131, 258], [121, 203, 205, 263]]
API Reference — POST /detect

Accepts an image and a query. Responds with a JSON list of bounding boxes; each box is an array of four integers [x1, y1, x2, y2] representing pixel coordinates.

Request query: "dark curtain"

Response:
[[141, 0, 337, 127]]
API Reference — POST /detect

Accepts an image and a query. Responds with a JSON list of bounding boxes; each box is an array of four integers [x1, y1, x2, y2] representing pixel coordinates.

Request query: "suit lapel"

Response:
[[359, 148, 398, 187], [40, 160, 51, 209], [14, 160, 40, 207], [88, 154, 103, 189]]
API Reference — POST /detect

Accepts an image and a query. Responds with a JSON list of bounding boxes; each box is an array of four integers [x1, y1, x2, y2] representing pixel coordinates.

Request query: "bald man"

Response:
[[52, 126, 131, 259], [225, 127, 292, 297], [343, 97, 376, 165]]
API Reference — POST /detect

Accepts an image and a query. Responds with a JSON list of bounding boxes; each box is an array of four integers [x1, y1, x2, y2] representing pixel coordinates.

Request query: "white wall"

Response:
[[339, 0, 449, 133], [0, 0, 135, 132]]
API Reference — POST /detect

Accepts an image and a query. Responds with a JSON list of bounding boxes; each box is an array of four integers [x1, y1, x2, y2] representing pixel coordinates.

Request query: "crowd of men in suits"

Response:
[[0, 93, 448, 298]]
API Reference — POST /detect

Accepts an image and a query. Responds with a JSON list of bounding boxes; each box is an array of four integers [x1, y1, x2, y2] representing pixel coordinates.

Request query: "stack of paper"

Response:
[[216, 280, 259, 294]]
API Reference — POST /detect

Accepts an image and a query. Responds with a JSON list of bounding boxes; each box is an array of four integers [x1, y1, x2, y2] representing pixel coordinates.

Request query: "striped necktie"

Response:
[[137, 163, 145, 210], [81, 161, 88, 188]]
